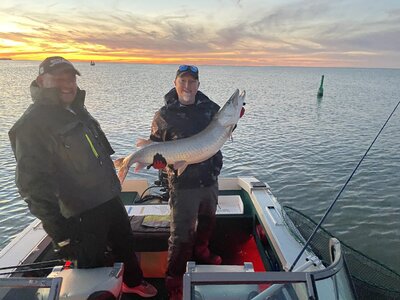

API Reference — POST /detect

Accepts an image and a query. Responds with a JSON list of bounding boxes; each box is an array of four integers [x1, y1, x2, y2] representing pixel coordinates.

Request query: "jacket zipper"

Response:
[[84, 133, 99, 158]]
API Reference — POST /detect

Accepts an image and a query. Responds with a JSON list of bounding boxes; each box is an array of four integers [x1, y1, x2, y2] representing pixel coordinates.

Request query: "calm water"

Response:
[[0, 61, 399, 272]]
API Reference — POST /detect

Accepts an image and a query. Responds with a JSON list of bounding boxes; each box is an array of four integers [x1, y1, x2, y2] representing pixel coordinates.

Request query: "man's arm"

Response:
[[148, 111, 169, 169], [149, 110, 169, 142], [13, 123, 71, 243]]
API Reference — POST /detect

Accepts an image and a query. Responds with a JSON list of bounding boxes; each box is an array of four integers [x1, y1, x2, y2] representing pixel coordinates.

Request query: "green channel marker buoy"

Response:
[[317, 75, 324, 98]]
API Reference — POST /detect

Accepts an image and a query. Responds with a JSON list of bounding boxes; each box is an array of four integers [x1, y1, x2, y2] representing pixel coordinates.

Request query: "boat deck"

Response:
[[0, 177, 359, 299], [121, 189, 267, 299]]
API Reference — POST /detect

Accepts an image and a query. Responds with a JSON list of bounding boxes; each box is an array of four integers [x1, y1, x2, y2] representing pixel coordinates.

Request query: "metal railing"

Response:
[[183, 238, 356, 300]]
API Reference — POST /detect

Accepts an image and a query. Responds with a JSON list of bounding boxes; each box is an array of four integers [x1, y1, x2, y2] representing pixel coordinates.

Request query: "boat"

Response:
[[90, 61, 95, 66], [0, 176, 398, 299]]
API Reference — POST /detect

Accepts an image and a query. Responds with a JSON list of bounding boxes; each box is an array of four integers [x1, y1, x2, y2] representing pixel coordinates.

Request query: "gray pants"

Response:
[[167, 182, 218, 278]]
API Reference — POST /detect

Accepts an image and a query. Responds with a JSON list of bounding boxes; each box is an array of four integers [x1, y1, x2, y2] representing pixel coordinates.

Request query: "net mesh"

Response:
[[282, 206, 400, 300]]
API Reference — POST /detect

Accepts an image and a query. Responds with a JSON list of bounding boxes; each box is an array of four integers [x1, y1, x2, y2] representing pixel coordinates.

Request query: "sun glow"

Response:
[[0, 0, 398, 68], [0, 23, 24, 33], [0, 38, 23, 47]]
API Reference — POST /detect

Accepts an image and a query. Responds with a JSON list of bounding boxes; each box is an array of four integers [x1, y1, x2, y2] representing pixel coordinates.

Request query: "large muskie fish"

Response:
[[114, 89, 246, 183]]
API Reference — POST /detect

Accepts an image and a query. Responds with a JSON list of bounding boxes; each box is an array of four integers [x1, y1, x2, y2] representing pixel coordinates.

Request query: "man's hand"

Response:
[[151, 153, 167, 170], [54, 239, 78, 260]]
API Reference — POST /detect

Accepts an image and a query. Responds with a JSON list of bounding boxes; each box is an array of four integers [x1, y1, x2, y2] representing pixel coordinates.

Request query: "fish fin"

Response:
[[228, 125, 236, 141], [134, 162, 147, 173], [136, 138, 153, 148], [174, 161, 189, 176]]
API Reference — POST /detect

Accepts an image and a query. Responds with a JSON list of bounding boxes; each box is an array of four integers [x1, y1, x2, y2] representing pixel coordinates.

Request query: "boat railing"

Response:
[[183, 238, 356, 300]]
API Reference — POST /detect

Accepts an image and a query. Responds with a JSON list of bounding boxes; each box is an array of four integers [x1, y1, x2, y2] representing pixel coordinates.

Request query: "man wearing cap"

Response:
[[9, 56, 157, 298], [150, 65, 223, 299]]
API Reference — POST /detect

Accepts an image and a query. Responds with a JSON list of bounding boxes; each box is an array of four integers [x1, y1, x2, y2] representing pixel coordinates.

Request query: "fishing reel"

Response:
[[154, 169, 169, 202], [136, 170, 169, 204]]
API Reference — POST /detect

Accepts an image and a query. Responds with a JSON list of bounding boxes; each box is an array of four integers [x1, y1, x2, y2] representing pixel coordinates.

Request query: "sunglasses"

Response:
[[178, 65, 198, 73]]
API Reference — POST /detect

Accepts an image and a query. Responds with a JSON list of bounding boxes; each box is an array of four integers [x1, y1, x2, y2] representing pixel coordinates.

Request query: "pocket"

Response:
[[58, 121, 100, 174]]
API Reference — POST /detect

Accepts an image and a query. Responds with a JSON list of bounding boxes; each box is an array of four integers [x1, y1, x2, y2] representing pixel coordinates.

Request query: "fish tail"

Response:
[[117, 166, 128, 184], [114, 157, 129, 183], [113, 157, 124, 168]]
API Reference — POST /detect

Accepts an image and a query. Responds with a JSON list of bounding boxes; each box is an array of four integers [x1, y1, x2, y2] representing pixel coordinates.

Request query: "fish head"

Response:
[[217, 89, 246, 127]]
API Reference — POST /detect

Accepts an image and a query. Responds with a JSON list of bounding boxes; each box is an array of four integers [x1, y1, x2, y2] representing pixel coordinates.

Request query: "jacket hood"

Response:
[[164, 88, 212, 108], [30, 80, 86, 108]]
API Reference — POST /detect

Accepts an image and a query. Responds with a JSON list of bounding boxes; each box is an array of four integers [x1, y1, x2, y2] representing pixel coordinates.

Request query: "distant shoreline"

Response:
[[0, 59, 398, 70]]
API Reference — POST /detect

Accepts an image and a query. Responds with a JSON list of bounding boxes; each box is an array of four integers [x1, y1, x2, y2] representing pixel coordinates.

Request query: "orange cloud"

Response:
[[0, 1, 399, 68]]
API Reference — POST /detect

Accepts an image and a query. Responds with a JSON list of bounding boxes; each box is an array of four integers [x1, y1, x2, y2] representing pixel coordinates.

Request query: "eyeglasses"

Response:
[[178, 65, 198, 73]]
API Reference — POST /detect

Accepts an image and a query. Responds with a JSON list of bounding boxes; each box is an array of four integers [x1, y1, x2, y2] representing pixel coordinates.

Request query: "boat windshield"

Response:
[[0, 277, 61, 300], [183, 239, 356, 300]]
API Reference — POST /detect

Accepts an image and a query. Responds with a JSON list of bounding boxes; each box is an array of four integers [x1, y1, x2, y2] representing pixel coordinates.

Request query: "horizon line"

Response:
[[1, 58, 399, 71]]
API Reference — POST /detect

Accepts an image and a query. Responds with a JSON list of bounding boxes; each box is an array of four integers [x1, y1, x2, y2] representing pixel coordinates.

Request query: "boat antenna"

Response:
[[289, 99, 400, 272]]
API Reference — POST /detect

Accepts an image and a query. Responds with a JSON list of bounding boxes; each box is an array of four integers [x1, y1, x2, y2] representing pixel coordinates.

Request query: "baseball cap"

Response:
[[176, 65, 199, 80], [39, 56, 81, 76]]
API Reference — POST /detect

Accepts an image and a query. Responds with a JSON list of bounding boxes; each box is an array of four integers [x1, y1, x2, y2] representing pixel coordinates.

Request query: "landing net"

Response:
[[282, 206, 400, 300]]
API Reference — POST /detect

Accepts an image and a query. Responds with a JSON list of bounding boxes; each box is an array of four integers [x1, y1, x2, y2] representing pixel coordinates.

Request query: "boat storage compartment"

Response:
[[130, 214, 170, 252], [129, 195, 244, 253], [183, 262, 259, 300]]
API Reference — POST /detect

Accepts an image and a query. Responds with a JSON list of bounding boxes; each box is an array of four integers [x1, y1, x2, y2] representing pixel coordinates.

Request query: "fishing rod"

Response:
[[289, 99, 400, 272], [0, 259, 65, 271], [0, 266, 58, 276]]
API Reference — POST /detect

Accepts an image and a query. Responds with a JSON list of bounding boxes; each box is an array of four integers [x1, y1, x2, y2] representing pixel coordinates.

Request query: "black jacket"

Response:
[[150, 88, 223, 189], [9, 81, 121, 242]]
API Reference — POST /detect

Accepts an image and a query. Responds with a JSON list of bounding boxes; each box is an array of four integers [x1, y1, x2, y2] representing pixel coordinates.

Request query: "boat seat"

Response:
[[38, 263, 123, 300]]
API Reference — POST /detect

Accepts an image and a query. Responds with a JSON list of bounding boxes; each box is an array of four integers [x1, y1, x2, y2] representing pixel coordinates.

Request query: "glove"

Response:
[[53, 238, 79, 261], [152, 153, 167, 170]]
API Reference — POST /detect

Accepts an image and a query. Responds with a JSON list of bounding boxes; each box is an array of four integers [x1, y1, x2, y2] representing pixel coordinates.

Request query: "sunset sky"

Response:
[[0, 0, 399, 68]]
